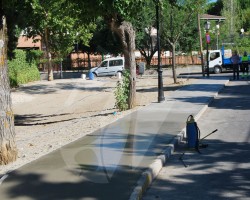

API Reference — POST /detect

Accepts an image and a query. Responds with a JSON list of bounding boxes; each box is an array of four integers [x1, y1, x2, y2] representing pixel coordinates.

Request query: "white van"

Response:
[[89, 57, 124, 77]]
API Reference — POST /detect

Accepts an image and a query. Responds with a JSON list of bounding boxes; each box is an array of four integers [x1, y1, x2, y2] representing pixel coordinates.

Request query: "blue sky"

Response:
[[209, 0, 217, 2]]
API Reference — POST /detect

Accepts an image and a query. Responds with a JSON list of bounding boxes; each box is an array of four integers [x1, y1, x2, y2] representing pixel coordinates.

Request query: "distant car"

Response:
[[88, 57, 124, 77]]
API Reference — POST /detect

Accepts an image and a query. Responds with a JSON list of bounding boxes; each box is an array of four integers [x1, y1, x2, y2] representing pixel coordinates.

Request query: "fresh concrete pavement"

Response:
[[0, 73, 237, 200], [143, 79, 250, 200]]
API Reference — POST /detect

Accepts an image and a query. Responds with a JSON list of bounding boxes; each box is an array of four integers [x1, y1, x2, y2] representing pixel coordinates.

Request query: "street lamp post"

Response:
[[205, 21, 210, 78], [155, 0, 165, 103], [216, 23, 220, 50]]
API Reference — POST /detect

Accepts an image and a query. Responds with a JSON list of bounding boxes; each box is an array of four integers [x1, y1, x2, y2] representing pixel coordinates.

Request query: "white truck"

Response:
[[207, 47, 250, 74]]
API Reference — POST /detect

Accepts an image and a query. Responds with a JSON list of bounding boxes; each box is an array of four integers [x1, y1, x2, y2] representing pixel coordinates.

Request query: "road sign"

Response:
[[206, 33, 210, 44]]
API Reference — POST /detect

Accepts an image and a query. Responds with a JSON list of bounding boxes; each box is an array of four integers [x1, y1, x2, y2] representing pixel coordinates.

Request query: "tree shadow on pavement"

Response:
[[174, 84, 250, 110], [0, 164, 142, 200], [143, 138, 250, 200]]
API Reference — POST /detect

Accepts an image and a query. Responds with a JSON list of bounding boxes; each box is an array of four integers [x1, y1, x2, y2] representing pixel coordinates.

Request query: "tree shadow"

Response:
[[14, 113, 77, 126], [14, 110, 116, 126], [15, 82, 114, 95], [174, 83, 250, 110], [1, 161, 142, 200], [143, 139, 250, 200]]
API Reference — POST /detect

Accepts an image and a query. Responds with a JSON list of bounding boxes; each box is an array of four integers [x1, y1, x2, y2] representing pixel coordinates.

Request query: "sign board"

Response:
[[206, 33, 210, 44]]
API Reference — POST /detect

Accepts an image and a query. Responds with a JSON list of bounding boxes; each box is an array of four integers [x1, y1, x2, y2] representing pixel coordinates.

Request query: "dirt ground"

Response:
[[0, 69, 197, 175]]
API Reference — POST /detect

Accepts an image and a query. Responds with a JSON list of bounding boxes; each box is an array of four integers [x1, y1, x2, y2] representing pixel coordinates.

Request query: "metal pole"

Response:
[[60, 60, 63, 79], [206, 37, 209, 77], [77, 42, 79, 70], [198, 14, 205, 77], [156, 0, 165, 103], [216, 33, 218, 50]]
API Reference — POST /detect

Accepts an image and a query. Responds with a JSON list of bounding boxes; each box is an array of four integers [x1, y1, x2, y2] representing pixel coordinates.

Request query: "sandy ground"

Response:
[[0, 68, 197, 175]]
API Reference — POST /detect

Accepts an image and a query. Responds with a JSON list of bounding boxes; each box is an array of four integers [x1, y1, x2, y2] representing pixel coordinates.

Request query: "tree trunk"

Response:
[[0, 16, 17, 165], [45, 28, 53, 81], [110, 19, 136, 109], [197, 14, 205, 76], [87, 51, 91, 70], [171, 44, 177, 83], [140, 49, 156, 69]]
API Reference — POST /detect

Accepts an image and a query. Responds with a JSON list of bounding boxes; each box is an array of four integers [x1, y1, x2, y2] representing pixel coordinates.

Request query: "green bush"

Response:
[[8, 49, 41, 87], [114, 70, 130, 111]]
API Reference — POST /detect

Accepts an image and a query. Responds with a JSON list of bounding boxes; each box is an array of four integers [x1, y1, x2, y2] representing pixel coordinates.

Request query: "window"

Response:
[[109, 59, 123, 67], [210, 52, 220, 61], [100, 61, 108, 67]]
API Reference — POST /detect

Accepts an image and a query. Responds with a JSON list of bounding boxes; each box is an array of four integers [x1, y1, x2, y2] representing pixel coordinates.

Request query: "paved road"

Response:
[[0, 73, 231, 200], [143, 80, 250, 200]]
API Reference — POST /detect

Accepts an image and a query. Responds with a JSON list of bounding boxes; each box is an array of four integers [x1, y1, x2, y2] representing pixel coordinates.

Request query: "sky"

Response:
[[209, 0, 217, 2]]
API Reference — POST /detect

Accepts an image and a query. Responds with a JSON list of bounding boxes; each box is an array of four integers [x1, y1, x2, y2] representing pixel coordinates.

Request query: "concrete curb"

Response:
[[129, 132, 184, 200], [129, 79, 230, 200]]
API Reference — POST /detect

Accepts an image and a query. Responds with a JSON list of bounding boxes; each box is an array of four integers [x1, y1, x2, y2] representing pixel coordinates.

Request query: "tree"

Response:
[[104, 1, 142, 109], [75, 0, 146, 109], [134, 1, 158, 68], [0, 4, 18, 165], [238, 0, 250, 32], [220, 0, 241, 44], [20, 0, 95, 81], [207, 0, 223, 16], [79, 18, 123, 69], [162, 0, 206, 83]]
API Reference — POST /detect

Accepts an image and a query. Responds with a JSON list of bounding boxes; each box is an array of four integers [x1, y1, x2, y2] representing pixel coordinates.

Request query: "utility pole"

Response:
[[198, 14, 205, 77], [230, 0, 234, 42]]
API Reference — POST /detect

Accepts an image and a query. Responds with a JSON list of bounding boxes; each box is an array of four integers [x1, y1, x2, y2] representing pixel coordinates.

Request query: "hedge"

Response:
[[8, 49, 41, 87]]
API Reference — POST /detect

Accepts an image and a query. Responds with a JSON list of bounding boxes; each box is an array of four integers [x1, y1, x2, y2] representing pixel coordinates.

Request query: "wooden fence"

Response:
[[39, 53, 202, 72]]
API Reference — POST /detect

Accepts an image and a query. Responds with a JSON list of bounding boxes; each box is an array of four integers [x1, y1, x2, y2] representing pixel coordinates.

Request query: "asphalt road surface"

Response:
[[143, 79, 250, 200]]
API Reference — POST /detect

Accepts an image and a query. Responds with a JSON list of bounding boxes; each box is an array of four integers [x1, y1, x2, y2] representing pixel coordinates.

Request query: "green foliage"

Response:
[[207, 0, 223, 16], [114, 70, 130, 111], [162, 0, 206, 50], [7, 50, 40, 87], [220, 0, 241, 43], [78, 0, 146, 21], [235, 37, 250, 54], [79, 17, 123, 56], [134, 1, 158, 66], [26, 49, 43, 65], [19, 0, 96, 58]]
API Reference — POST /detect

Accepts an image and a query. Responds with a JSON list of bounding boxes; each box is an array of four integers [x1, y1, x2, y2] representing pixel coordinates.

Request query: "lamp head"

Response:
[[204, 21, 210, 30]]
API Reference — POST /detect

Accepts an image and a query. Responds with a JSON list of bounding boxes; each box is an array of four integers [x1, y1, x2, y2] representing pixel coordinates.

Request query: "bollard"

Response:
[[117, 72, 122, 79], [81, 74, 86, 79]]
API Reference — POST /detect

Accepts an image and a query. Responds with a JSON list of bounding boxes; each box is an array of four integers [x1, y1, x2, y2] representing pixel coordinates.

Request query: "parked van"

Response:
[[88, 57, 125, 77]]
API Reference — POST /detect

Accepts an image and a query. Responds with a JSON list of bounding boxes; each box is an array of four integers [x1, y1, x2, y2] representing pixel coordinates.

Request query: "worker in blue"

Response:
[[241, 51, 249, 79], [230, 50, 240, 80]]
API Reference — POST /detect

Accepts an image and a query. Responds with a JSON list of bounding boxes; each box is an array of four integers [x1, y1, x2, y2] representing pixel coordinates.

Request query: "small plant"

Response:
[[114, 70, 130, 111]]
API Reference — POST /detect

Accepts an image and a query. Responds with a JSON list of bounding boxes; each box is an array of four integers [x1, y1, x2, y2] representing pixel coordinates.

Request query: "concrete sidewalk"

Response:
[[0, 75, 229, 200], [142, 79, 250, 200]]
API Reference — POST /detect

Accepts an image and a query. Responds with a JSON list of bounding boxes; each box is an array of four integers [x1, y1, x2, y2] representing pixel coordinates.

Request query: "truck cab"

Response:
[[208, 50, 223, 74]]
